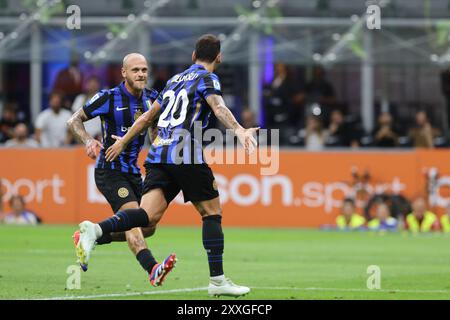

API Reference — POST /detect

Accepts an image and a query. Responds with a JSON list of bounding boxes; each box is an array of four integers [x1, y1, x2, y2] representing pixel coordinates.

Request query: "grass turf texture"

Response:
[[1, 225, 450, 300]]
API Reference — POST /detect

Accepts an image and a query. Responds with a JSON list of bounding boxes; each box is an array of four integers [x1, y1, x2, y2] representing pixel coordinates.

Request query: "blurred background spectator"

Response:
[[35, 92, 72, 147], [404, 196, 439, 233], [441, 67, 450, 129], [71, 76, 103, 140], [367, 202, 398, 232], [325, 109, 346, 147], [325, 109, 361, 147], [53, 55, 84, 109], [440, 201, 450, 233], [304, 65, 336, 121], [364, 193, 411, 222], [1, 195, 40, 225], [335, 198, 366, 230], [263, 63, 295, 129], [4, 123, 38, 148], [0, 103, 20, 143], [408, 110, 441, 149], [372, 112, 399, 147], [303, 115, 328, 151]]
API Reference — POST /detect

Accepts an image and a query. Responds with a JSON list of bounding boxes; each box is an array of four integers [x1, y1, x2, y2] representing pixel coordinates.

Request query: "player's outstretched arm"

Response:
[[105, 101, 161, 162], [206, 94, 259, 154], [67, 109, 103, 159]]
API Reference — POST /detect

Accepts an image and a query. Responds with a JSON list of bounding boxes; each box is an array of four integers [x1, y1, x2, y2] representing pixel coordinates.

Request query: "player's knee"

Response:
[[147, 211, 165, 228], [135, 207, 153, 227], [139, 206, 151, 217], [142, 226, 156, 238]]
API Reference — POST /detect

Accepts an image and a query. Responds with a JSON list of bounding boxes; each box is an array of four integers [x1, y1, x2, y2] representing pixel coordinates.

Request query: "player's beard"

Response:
[[128, 77, 147, 92]]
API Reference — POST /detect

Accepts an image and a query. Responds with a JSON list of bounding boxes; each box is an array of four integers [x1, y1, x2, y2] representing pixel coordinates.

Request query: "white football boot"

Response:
[[208, 276, 251, 297], [75, 221, 98, 271]]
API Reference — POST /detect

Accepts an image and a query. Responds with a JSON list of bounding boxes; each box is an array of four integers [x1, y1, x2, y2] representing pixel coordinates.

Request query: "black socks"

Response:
[[96, 233, 113, 245], [136, 249, 158, 274], [97, 210, 224, 277], [98, 208, 149, 235], [202, 215, 224, 277]]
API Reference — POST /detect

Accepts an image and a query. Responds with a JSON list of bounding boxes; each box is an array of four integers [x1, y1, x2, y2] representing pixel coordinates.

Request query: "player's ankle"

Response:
[[210, 274, 225, 285]]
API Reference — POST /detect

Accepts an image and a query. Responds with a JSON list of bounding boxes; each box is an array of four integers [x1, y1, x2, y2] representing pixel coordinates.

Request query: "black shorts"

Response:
[[142, 163, 219, 204], [94, 168, 143, 213]]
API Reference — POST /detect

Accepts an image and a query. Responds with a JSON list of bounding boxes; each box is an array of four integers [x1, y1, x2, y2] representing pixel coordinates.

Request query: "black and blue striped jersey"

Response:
[[145, 64, 222, 164], [83, 81, 158, 174]]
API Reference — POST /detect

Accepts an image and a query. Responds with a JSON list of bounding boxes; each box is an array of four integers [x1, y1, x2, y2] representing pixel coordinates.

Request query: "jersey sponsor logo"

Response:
[[116, 106, 129, 111], [117, 187, 129, 198], [152, 136, 174, 147], [121, 125, 145, 135], [213, 80, 221, 91]]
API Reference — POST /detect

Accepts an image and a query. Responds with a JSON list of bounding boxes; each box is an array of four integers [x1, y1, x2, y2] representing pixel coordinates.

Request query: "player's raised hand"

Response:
[[85, 139, 103, 160], [105, 135, 125, 162], [235, 127, 260, 154]]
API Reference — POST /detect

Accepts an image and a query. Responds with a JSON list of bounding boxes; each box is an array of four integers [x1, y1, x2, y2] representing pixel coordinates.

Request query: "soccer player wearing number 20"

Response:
[[75, 35, 259, 296]]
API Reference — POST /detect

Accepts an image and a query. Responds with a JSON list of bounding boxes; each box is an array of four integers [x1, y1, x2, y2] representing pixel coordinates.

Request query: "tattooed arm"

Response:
[[206, 94, 259, 154], [67, 109, 103, 159], [67, 108, 92, 145], [206, 94, 242, 131], [147, 108, 161, 144]]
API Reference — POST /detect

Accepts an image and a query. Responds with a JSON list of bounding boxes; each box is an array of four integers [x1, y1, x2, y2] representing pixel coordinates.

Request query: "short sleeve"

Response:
[[197, 73, 222, 99], [35, 111, 47, 130], [157, 79, 173, 105], [82, 90, 110, 119], [156, 90, 165, 105], [146, 88, 159, 103]]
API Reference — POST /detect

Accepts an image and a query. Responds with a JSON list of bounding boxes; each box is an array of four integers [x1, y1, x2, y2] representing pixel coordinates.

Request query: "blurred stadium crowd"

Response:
[[1, 62, 450, 149], [332, 195, 450, 233]]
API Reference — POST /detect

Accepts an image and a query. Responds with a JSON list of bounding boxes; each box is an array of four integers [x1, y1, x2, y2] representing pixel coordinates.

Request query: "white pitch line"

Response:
[[253, 286, 450, 294], [35, 287, 208, 300], [29, 285, 450, 300]]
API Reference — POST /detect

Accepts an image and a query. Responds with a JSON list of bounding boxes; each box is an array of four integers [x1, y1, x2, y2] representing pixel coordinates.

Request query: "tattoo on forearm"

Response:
[[207, 95, 241, 130], [67, 110, 92, 145]]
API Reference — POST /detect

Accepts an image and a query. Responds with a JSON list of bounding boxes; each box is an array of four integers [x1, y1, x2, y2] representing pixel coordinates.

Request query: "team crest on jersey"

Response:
[[118, 187, 129, 198], [134, 109, 143, 121], [212, 180, 218, 191]]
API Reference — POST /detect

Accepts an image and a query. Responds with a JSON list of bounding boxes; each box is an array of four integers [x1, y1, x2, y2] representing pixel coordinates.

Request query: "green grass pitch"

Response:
[[1, 225, 450, 300]]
